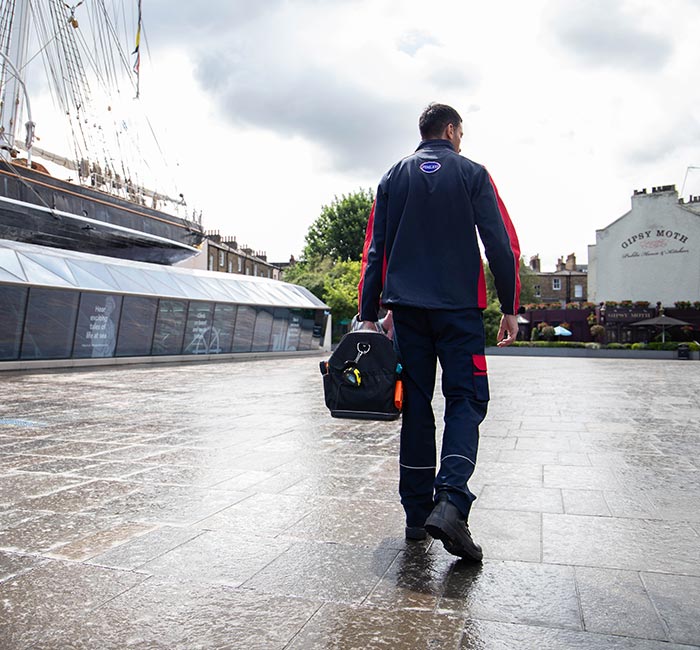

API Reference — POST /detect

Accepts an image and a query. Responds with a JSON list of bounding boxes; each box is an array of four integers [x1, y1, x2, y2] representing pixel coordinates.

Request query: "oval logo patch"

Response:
[[419, 161, 441, 174]]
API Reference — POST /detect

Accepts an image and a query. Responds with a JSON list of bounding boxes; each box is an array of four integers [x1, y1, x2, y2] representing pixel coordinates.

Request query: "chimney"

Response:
[[529, 254, 540, 272], [556, 256, 566, 272], [565, 253, 576, 271]]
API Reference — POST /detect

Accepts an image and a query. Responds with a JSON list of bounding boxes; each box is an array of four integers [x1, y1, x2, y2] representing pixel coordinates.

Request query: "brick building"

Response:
[[176, 232, 281, 280], [528, 253, 588, 305]]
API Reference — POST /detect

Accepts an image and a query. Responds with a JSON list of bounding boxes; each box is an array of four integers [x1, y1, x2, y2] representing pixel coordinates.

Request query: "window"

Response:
[[218, 251, 225, 267], [73, 293, 122, 358], [575, 284, 583, 298], [115, 296, 158, 357], [253, 263, 258, 276], [208, 254, 214, 270], [534, 284, 541, 298], [271, 308, 290, 351], [211, 303, 237, 353], [183, 302, 214, 355], [152, 299, 187, 355], [21, 288, 79, 359], [0, 284, 28, 360], [252, 307, 273, 351], [232, 305, 256, 352], [552, 278, 561, 290], [286, 311, 302, 351], [228, 260, 233, 273], [237, 257, 243, 273]]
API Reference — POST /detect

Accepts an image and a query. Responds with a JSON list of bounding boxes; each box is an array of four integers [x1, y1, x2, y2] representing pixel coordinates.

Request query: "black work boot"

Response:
[[425, 495, 483, 561]]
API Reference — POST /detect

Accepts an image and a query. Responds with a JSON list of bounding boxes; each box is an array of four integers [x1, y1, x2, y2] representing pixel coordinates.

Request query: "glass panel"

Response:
[[73, 293, 122, 358], [252, 307, 273, 352], [152, 299, 188, 355], [271, 308, 290, 351], [21, 288, 79, 359], [299, 310, 315, 351], [0, 284, 28, 360], [285, 310, 302, 351], [312, 310, 325, 343], [115, 296, 158, 357], [211, 303, 237, 354], [232, 305, 256, 352], [182, 302, 214, 355]]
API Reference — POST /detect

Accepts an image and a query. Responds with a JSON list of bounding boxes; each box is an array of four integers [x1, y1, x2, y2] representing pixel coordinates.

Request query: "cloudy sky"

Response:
[[30, 0, 700, 268]]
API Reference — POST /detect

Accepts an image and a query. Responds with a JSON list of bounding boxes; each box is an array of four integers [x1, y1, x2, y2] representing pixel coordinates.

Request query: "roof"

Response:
[[0, 239, 327, 310]]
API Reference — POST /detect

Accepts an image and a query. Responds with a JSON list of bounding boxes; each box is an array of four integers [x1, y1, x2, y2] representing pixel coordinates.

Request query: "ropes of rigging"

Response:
[[3, 0, 190, 216]]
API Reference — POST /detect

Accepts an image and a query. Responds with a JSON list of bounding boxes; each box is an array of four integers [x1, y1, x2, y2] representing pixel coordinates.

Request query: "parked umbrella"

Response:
[[553, 325, 572, 336], [630, 314, 690, 343]]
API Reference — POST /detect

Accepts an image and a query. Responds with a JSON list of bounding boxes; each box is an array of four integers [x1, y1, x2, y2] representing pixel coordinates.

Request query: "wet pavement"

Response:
[[0, 355, 699, 649]]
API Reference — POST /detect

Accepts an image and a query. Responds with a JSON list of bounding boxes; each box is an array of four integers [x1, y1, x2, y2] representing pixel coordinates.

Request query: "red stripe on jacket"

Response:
[[488, 175, 521, 314], [477, 261, 487, 308], [357, 199, 386, 313]]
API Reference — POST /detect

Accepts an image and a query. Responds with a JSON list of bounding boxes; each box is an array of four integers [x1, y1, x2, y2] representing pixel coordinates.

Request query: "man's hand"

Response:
[[496, 314, 519, 347], [359, 320, 379, 331]]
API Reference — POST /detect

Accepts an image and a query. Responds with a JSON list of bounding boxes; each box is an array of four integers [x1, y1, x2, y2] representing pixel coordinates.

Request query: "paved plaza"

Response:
[[0, 354, 699, 649]]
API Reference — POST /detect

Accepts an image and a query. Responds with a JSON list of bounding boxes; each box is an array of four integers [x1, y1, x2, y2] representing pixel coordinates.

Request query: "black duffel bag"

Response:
[[320, 329, 402, 421]]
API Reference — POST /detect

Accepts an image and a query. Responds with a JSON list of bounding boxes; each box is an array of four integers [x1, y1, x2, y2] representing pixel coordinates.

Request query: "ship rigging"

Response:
[[0, 0, 204, 264]]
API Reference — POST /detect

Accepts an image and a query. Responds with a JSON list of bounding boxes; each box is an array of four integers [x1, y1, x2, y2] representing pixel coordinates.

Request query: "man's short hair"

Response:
[[419, 103, 462, 140]]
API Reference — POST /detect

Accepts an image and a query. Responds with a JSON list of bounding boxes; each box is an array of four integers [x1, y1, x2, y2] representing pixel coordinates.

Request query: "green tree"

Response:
[[484, 257, 536, 307], [483, 301, 503, 347], [282, 257, 332, 301], [322, 260, 362, 324], [303, 189, 374, 262]]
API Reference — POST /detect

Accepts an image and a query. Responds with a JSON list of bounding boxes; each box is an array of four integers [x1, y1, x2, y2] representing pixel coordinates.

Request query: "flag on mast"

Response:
[[132, 0, 142, 97]]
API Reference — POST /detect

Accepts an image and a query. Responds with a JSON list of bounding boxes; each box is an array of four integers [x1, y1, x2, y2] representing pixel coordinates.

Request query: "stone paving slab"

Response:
[[0, 356, 699, 649]]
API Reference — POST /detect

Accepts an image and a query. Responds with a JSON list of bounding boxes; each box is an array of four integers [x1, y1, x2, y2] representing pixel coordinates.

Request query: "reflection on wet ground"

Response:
[[1, 356, 699, 649]]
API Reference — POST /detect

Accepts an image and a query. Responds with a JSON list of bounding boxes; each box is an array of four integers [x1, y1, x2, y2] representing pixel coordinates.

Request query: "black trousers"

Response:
[[392, 306, 489, 527]]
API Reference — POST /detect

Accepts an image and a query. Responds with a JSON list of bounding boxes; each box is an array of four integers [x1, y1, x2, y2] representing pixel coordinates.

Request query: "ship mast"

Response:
[[0, 0, 32, 162]]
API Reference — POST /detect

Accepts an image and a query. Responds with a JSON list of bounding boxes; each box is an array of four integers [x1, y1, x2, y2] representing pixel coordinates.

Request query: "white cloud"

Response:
[[20, 0, 700, 267]]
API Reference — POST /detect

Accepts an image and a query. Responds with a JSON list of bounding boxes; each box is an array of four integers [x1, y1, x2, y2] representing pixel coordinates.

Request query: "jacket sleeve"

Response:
[[358, 186, 388, 322], [471, 167, 521, 314]]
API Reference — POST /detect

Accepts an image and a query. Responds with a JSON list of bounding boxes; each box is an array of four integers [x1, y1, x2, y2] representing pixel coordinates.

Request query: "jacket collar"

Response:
[[416, 139, 455, 152]]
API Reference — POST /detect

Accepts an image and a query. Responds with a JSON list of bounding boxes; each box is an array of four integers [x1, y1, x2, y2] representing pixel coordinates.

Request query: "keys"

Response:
[[351, 342, 370, 364]]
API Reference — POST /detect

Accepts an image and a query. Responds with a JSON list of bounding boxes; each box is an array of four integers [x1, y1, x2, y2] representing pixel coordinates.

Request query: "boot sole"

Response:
[[425, 513, 483, 562]]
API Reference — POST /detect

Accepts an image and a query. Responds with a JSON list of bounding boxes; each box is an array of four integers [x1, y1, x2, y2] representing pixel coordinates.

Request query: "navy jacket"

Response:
[[359, 139, 521, 322]]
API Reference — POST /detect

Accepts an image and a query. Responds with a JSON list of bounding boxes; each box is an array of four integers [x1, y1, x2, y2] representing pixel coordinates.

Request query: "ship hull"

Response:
[[0, 163, 204, 265]]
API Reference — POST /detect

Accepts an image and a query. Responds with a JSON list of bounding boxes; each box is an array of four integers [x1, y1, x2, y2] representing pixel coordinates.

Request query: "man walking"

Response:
[[358, 103, 520, 561]]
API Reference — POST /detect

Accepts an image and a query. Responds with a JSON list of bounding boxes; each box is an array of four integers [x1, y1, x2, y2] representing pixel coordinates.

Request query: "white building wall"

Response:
[[589, 188, 700, 306]]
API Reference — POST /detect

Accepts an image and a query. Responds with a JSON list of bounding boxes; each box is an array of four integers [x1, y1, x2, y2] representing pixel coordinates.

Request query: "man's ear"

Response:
[[445, 123, 455, 139]]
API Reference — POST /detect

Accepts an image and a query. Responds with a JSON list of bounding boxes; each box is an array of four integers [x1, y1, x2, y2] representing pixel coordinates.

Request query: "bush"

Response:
[[590, 324, 605, 342], [540, 325, 556, 341], [483, 301, 503, 347], [645, 341, 698, 351], [630, 343, 646, 350]]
